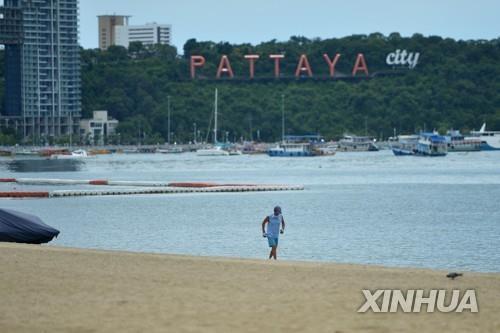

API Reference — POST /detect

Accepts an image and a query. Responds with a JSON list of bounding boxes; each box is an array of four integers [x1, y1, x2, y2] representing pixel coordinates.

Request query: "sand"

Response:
[[0, 243, 499, 333]]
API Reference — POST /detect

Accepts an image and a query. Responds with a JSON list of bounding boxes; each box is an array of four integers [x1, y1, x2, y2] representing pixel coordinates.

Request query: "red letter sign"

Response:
[[352, 53, 369, 76], [323, 53, 341, 77], [269, 54, 284, 78], [216, 55, 234, 78], [244, 55, 260, 79], [190, 55, 205, 79], [295, 54, 313, 77]]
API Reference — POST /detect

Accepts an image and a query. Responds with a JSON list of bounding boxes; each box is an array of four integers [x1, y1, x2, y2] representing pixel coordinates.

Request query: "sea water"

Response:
[[1, 150, 499, 272]]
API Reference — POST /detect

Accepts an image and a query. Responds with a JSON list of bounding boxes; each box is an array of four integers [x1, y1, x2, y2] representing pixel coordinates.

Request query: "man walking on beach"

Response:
[[262, 206, 285, 260]]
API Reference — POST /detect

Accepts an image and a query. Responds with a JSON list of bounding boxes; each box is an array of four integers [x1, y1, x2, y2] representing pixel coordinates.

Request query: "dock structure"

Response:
[[0, 178, 304, 198]]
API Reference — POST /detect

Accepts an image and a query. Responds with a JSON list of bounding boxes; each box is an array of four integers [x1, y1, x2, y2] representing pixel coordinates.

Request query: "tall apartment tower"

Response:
[[0, 0, 81, 140], [97, 15, 130, 50]]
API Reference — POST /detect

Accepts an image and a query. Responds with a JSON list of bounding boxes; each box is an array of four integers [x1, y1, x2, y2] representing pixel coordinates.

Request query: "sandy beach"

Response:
[[0, 243, 499, 332]]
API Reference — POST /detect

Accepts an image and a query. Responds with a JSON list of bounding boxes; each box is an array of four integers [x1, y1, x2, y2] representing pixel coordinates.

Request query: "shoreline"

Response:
[[1, 243, 499, 332], [44, 243, 500, 274]]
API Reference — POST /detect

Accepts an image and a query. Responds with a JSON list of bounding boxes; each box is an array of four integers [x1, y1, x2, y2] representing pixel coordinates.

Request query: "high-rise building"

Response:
[[97, 14, 130, 50], [0, 0, 81, 140], [115, 23, 172, 48]]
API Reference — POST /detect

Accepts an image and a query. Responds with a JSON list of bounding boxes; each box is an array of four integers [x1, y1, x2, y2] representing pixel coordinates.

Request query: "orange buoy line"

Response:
[[0, 185, 303, 199], [88, 180, 109, 185], [0, 177, 304, 198], [2, 178, 263, 188], [0, 191, 49, 198]]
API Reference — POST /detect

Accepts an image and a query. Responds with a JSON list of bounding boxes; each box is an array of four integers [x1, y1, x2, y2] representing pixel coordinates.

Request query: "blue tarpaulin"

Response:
[[0, 209, 60, 244]]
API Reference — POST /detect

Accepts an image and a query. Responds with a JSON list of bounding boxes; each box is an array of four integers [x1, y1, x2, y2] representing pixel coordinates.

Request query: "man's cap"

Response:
[[274, 206, 282, 213]]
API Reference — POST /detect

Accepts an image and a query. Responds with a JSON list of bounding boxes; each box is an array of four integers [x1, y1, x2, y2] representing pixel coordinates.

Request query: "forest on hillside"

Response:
[[1, 33, 499, 144]]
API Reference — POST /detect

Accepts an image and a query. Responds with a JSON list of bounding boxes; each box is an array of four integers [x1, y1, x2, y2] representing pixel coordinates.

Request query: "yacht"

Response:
[[469, 123, 500, 151], [196, 88, 239, 156], [196, 146, 230, 156]]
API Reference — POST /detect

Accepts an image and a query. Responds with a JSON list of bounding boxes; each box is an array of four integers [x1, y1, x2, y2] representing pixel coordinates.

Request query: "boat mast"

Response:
[[214, 88, 218, 144], [167, 95, 171, 144], [281, 94, 285, 142]]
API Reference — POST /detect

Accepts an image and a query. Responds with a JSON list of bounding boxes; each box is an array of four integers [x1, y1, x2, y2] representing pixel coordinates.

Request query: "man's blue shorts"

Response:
[[267, 236, 279, 247]]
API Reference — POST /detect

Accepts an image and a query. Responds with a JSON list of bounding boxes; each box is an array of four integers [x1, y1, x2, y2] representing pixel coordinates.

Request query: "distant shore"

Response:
[[1, 243, 499, 332]]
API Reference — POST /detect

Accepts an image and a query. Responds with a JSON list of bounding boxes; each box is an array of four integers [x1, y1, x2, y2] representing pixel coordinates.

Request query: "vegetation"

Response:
[[1, 33, 500, 143]]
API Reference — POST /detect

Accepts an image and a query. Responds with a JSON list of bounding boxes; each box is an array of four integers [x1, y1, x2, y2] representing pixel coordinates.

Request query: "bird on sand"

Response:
[[446, 272, 463, 280]]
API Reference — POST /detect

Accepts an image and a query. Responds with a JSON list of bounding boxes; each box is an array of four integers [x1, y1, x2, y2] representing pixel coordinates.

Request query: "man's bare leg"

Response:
[[269, 249, 273, 259], [272, 246, 277, 260]]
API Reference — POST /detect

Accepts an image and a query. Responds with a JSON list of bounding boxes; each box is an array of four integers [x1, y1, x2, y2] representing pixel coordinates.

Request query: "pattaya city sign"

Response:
[[386, 49, 420, 69], [190, 50, 419, 80]]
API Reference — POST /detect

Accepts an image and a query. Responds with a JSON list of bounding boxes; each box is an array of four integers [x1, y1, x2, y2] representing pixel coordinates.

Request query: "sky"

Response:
[[80, 0, 500, 52]]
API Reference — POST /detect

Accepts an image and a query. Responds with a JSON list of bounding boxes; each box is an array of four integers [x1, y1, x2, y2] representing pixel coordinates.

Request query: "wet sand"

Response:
[[0, 243, 499, 332]]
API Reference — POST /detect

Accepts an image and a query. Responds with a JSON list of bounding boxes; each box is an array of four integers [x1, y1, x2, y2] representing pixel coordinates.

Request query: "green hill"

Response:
[[2, 33, 500, 144]]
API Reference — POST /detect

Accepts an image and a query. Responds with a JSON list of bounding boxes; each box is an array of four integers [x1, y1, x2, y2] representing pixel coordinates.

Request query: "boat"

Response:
[[196, 146, 230, 156], [444, 130, 481, 152], [338, 135, 379, 152], [0, 149, 13, 157], [89, 148, 111, 155], [314, 145, 337, 156], [196, 88, 239, 156], [0, 208, 60, 244], [415, 133, 447, 156], [268, 142, 317, 157], [228, 149, 242, 156], [157, 147, 183, 154], [469, 123, 500, 151], [391, 135, 419, 156], [50, 149, 89, 160], [39, 148, 70, 157]]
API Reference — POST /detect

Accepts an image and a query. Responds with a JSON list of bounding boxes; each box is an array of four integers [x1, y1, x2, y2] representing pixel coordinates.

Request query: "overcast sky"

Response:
[[80, 0, 499, 51]]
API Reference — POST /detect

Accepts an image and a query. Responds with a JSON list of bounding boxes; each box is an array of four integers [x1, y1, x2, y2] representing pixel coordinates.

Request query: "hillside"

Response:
[[1, 33, 500, 144]]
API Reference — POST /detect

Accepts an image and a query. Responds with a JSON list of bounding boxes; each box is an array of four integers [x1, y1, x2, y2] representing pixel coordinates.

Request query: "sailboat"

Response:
[[197, 88, 230, 156]]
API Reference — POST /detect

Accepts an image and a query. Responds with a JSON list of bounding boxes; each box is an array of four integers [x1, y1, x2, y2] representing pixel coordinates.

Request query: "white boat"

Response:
[[445, 130, 481, 152], [314, 146, 336, 156], [268, 142, 317, 157], [469, 123, 500, 151], [196, 146, 230, 156], [50, 149, 89, 160], [338, 135, 378, 152], [157, 147, 183, 154], [196, 88, 233, 156]]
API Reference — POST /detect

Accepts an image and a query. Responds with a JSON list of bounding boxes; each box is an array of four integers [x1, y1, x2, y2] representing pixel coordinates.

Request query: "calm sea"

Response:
[[1, 150, 499, 272]]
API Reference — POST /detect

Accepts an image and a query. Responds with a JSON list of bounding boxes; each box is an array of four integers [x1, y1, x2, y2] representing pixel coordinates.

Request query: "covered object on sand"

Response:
[[0, 209, 60, 244]]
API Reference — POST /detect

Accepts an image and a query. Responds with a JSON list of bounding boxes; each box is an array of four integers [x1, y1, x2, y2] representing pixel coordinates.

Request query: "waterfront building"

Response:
[[79, 110, 119, 145], [0, 0, 81, 140]]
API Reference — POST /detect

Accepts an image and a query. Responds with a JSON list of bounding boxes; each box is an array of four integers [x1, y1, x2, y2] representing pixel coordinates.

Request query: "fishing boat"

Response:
[[338, 135, 379, 152], [444, 130, 481, 152], [469, 123, 500, 151], [415, 133, 447, 156]]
